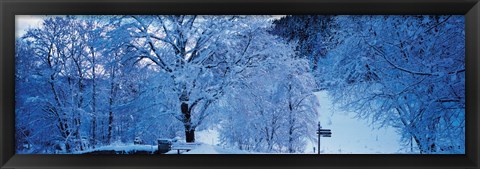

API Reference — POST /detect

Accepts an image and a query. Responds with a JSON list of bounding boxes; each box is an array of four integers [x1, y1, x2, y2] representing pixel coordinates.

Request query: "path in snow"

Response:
[[309, 91, 404, 154]]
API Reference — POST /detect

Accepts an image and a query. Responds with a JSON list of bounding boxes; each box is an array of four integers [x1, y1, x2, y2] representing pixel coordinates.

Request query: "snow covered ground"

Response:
[[183, 144, 252, 154], [307, 91, 405, 154], [73, 144, 157, 154]]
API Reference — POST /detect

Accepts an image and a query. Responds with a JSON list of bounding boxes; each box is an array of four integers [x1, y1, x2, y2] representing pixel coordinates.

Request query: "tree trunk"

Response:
[[107, 109, 113, 144], [74, 56, 85, 151], [92, 117, 96, 148], [74, 117, 83, 151], [65, 141, 71, 153], [288, 95, 294, 153], [107, 61, 116, 145], [181, 101, 195, 143], [91, 47, 97, 148], [185, 128, 195, 143]]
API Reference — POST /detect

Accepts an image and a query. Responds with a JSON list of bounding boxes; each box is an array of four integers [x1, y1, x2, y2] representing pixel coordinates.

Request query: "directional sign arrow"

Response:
[[320, 131, 332, 135]]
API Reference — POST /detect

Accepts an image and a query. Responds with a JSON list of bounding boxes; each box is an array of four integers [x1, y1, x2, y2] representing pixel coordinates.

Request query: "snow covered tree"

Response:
[[214, 26, 320, 153], [271, 15, 341, 87], [116, 15, 300, 143], [17, 16, 132, 152], [281, 64, 319, 153], [20, 16, 96, 152], [15, 39, 53, 153], [315, 15, 465, 154]]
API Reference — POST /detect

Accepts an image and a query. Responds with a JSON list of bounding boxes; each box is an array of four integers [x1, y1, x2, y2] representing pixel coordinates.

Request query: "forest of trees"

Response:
[[15, 15, 465, 154]]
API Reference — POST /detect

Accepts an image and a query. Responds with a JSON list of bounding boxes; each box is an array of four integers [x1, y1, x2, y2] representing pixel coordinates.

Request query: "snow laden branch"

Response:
[[364, 38, 465, 77]]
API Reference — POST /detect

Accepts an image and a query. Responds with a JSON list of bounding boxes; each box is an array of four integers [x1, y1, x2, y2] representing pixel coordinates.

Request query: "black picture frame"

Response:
[[1, 0, 479, 168]]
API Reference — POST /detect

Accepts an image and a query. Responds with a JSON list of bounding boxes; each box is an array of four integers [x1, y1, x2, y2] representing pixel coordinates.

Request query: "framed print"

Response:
[[1, 0, 479, 169]]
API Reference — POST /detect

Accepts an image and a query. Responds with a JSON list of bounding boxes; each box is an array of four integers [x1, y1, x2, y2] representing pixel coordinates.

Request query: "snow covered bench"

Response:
[[170, 143, 201, 154]]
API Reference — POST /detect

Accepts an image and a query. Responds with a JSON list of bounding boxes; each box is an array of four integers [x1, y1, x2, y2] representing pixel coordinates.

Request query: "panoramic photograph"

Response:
[[15, 15, 465, 154]]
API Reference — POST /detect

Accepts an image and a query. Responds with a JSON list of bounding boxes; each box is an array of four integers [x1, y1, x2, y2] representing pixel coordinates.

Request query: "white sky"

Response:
[[15, 15, 286, 38], [16, 15, 46, 38], [16, 15, 405, 154]]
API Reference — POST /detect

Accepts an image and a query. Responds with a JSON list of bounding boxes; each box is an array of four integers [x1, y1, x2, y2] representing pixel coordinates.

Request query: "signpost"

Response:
[[316, 122, 332, 154]]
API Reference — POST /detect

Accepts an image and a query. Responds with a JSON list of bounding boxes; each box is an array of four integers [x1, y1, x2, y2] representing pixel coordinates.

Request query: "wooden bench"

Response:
[[170, 143, 201, 154]]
